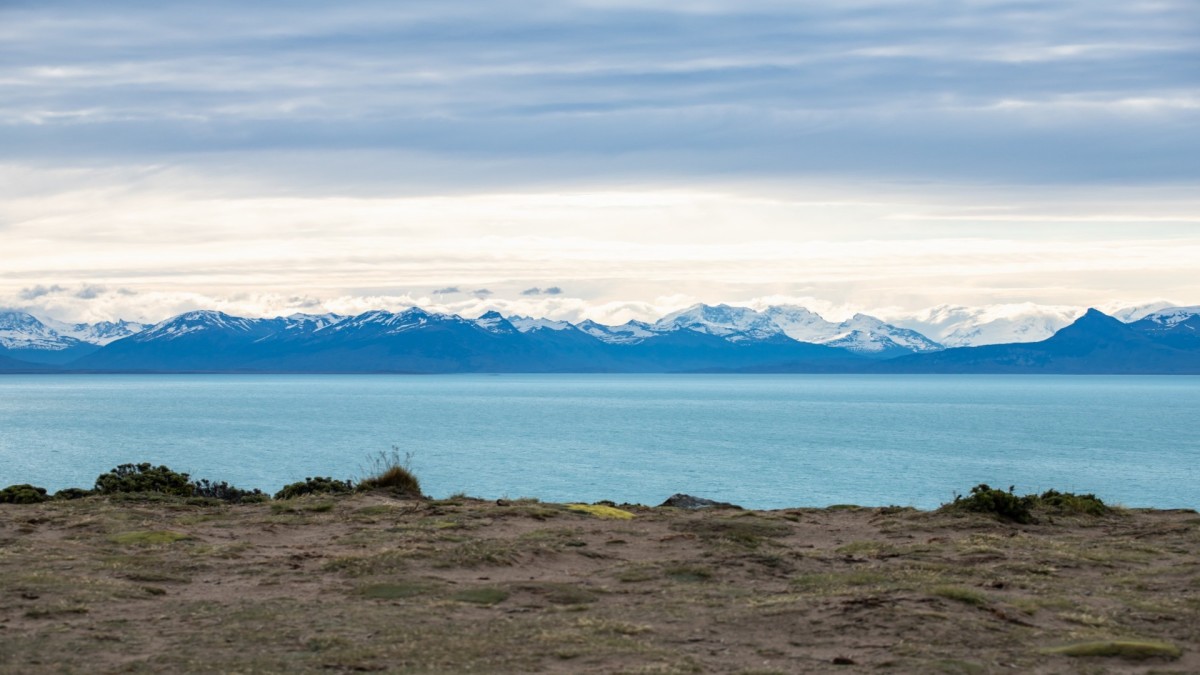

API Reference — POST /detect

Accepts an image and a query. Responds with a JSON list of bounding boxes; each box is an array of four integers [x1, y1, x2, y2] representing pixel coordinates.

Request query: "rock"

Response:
[[659, 494, 742, 510]]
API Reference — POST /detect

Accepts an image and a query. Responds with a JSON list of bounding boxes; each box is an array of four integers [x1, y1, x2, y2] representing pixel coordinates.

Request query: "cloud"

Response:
[[75, 284, 105, 299], [18, 284, 65, 300], [432, 286, 460, 294], [1, 1, 1196, 319], [2, 1, 1197, 185]]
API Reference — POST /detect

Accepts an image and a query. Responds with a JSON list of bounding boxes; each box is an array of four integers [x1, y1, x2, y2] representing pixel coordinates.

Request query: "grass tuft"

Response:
[[357, 448, 423, 498], [932, 586, 989, 606], [566, 503, 635, 520], [1041, 640, 1181, 660]]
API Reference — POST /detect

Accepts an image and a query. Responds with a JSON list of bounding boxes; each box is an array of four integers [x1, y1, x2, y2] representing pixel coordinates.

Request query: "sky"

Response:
[[2, 0, 1199, 325]]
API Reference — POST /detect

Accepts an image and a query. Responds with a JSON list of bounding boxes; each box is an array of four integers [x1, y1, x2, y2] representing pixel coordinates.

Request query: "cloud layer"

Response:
[[2, 0, 1197, 321]]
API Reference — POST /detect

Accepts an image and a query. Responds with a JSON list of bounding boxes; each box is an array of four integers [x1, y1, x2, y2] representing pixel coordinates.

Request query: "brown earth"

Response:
[[0, 494, 1197, 673]]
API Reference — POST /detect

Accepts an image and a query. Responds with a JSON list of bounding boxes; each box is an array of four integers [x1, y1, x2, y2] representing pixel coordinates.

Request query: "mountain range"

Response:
[[0, 303, 1197, 374]]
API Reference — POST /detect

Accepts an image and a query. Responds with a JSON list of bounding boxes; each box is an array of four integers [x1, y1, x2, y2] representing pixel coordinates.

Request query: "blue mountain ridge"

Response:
[[7, 306, 1200, 374], [872, 309, 1200, 374]]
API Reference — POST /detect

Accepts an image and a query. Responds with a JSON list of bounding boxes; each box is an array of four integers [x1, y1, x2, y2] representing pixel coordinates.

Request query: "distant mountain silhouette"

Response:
[[5, 305, 1200, 374], [68, 308, 857, 373], [874, 309, 1200, 374], [0, 354, 57, 372]]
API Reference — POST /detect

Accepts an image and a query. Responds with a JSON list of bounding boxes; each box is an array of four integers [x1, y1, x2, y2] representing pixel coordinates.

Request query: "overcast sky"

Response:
[[3, 0, 1198, 324]]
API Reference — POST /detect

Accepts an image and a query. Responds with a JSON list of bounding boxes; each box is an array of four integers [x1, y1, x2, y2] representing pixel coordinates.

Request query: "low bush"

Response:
[[356, 449, 422, 498], [944, 484, 1034, 524], [94, 463, 193, 497], [191, 479, 268, 504], [943, 484, 1112, 523], [0, 484, 49, 504], [1034, 489, 1109, 516], [274, 476, 354, 500], [53, 488, 94, 500]]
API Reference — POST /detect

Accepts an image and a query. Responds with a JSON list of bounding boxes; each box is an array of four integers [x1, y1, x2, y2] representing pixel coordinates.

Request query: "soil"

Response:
[[0, 494, 1197, 673]]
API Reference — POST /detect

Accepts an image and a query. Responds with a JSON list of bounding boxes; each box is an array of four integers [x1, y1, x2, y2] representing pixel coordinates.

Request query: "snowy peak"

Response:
[[1139, 306, 1200, 328], [0, 310, 86, 351], [760, 306, 839, 343], [655, 304, 782, 342], [578, 319, 658, 344], [831, 313, 943, 353], [474, 311, 518, 334], [649, 304, 942, 353], [509, 315, 574, 332], [284, 313, 345, 331], [59, 320, 147, 345], [135, 310, 272, 342], [893, 304, 1083, 348]]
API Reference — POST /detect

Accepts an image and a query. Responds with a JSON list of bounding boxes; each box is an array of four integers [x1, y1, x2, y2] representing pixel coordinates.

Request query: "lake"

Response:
[[1, 374, 1196, 509]]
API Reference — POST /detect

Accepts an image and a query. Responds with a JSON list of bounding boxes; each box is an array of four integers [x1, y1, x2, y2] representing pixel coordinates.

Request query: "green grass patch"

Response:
[[357, 581, 430, 600], [271, 500, 335, 514], [674, 516, 791, 548], [1041, 640, 1180, 660], [452, 587, 509, 605], [931, 586, 989, 606]]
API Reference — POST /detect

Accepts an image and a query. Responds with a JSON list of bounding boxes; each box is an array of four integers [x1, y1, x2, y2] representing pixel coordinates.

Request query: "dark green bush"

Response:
[[943, 485, 1113, 523], [191, 479, 268, 504], [945, 484, 1035, 524], [53, 488, 94, 500], [0, 484, 49, 504], [94, 463, 193, 497], [1034, 489, 1109, 516], [274, 477, 354, 500]]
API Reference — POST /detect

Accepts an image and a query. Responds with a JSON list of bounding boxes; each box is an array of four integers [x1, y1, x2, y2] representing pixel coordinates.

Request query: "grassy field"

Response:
[[0, 493, 1197, 673]]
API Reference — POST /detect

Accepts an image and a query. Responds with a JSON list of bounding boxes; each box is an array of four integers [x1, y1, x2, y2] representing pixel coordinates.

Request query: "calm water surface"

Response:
[[1, 374, 1196, 509]]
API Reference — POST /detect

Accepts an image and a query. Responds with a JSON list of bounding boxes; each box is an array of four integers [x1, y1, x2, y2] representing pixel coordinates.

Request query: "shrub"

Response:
[[942, 484, 1114, 523], [356, 449, 422, 498], [191, 479, 268, 504], [53, 488, 94, 500], [945, 484, 1034, 524], [94, 463, 193, 497], [0, 484, 49, 504], [1034, 489, 1109, 516], [274, 476, 354, 500]]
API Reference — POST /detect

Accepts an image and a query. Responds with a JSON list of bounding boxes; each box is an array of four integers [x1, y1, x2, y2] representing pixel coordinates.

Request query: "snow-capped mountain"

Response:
[[891, 304, 1084, 348], [1137, 306, 1200, 328], [282, 313, 345, 331], [645, 304, 942, 354], [0, 310, 83, 351], [133, 310, 274, 342], [508, 315, 574, 332], [577, 319, 657, 344], [473, 310, 517, 334], [822, 314, 943, 353], [43, 318, 148, 346], [654, 304, 781, 342]]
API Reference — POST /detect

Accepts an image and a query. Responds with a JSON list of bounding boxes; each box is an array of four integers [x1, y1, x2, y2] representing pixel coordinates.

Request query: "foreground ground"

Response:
[[0, 494, 1196, 673]]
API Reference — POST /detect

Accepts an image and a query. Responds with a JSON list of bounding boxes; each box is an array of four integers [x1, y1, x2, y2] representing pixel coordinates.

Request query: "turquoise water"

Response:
[[0, 374, 1196, 510]]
